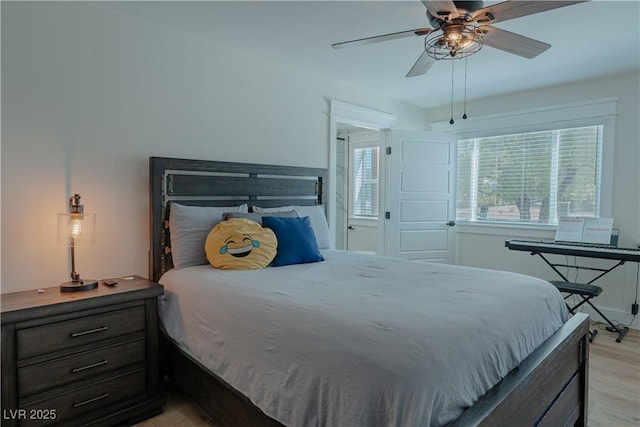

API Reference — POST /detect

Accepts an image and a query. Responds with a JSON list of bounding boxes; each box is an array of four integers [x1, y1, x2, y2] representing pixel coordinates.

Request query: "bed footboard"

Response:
[[449, 312, 590, 427]]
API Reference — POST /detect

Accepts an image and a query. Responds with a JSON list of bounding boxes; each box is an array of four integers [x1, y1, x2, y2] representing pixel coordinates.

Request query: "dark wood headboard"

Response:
[[149, 157, 327, 281]]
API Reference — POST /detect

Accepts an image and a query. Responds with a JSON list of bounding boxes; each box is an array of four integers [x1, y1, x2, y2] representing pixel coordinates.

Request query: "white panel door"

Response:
[[385, 130, 456, 263]]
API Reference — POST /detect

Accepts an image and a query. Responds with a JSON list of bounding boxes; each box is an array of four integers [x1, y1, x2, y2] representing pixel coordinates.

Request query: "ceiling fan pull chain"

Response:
[[449, 61, 455, 125], [463, 57, 468, 120]]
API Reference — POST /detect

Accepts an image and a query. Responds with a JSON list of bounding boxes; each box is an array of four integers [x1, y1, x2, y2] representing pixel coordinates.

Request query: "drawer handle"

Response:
[[70, 326, 108, 338], [72, 392, 109, 408], [71, 359, 109, 373]]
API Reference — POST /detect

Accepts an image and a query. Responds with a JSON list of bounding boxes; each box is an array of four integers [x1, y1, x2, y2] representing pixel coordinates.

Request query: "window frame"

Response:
[[432, 98, 617, 234]]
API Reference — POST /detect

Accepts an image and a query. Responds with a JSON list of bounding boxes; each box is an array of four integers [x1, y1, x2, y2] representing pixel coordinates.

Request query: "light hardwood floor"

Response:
[[587, 323, 640, 426], [136, 324, 640, 427]]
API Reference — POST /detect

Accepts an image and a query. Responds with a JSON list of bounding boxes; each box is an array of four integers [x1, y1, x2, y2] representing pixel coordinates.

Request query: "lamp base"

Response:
[[60, 279, 98, 292]]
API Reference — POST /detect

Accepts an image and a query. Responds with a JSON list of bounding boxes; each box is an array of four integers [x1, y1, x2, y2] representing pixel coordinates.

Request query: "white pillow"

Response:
[[169, 203, 248, 269], [253, 205, 332, 249]]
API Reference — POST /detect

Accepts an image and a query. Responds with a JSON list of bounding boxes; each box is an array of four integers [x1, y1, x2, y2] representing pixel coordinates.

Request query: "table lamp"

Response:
[[57, 193, 98, 292]]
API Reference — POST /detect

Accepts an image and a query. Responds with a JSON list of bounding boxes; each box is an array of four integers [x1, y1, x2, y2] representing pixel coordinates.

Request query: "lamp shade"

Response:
[[57, 212, 96, 246]]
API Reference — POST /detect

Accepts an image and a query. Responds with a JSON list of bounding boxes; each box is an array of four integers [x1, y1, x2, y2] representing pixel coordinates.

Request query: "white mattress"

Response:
[[159, 250, 569, 427]]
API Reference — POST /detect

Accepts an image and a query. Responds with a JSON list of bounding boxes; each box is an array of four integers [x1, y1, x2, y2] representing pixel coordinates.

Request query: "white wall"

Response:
[[1, 2, 428, 293], [426, 72, 640, 328]]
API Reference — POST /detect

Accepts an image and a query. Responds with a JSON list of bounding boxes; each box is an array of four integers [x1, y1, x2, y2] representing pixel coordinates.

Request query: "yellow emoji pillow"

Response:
[[205, 218, 277, 270]]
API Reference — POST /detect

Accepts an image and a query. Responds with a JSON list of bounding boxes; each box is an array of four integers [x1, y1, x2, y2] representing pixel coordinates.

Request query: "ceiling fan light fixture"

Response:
[[425, 24, 483, 61]]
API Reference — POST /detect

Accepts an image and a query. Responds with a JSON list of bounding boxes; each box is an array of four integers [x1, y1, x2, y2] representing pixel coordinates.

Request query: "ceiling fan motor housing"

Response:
[[428, 0, 484, 27]]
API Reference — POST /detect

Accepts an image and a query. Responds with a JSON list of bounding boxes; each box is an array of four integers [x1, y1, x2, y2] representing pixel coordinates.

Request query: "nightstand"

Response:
[[1, 276, 165, 427]]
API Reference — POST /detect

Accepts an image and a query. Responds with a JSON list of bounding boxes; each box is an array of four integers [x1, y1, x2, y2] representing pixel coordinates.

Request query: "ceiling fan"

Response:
[[332, 0, 588, 77]]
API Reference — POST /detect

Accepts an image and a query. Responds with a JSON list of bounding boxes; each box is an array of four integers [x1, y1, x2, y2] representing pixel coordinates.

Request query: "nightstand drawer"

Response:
[[16, 306, 145, 360], [18, 337, 145, 398], [20, 368, 146, 427]]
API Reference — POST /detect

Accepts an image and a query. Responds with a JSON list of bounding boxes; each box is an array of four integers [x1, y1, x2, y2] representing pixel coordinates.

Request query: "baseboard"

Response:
[[579, 305, 639, 330]]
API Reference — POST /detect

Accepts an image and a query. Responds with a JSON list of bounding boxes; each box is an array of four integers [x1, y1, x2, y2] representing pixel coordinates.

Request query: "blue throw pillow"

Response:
[[261, 216, 324, 267]]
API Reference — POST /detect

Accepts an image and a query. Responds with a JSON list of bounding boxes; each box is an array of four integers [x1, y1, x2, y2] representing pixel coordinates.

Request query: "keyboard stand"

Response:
[[531, 251, 629, 342]]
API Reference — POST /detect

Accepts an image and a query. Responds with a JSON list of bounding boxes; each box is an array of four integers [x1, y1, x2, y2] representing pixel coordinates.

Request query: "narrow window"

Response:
[[351, 145, 379, 218]]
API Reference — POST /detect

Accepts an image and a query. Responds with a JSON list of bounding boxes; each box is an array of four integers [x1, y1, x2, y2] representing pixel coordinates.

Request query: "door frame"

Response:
[[346, 130, 381, 253], [329, 100, 396, 249]]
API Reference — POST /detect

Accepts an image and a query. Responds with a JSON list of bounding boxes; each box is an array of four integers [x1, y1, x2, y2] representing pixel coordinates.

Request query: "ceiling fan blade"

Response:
[[473, 1, 588, 25], [332, 28, 433, 49], [480, 26, 550, 58], [406, 51, 436, 77], [421, 0, 459, 20]]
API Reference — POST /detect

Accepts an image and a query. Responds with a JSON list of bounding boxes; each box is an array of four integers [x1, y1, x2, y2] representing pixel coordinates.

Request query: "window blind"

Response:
[[352, 146, 379, 218], [456, 125, 602, 225]]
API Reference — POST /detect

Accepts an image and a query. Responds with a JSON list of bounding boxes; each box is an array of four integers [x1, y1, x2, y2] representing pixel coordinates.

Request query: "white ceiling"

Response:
[[103, 1, 640, 109]]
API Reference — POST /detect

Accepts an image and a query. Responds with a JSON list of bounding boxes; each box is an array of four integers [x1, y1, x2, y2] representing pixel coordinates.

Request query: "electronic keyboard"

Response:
[[505, 239, 640, 262]]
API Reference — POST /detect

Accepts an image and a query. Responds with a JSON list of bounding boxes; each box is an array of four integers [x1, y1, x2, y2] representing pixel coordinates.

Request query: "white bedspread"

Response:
[[159, 250, 569, 427]]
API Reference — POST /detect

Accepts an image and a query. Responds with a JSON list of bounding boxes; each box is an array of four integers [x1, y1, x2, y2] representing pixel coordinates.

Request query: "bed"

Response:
[[149, 156, 590, 427]]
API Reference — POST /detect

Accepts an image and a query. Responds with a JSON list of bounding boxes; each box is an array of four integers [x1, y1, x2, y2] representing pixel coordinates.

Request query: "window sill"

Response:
[[349, 217, 378, 227], [455, 221, 557, 239]]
